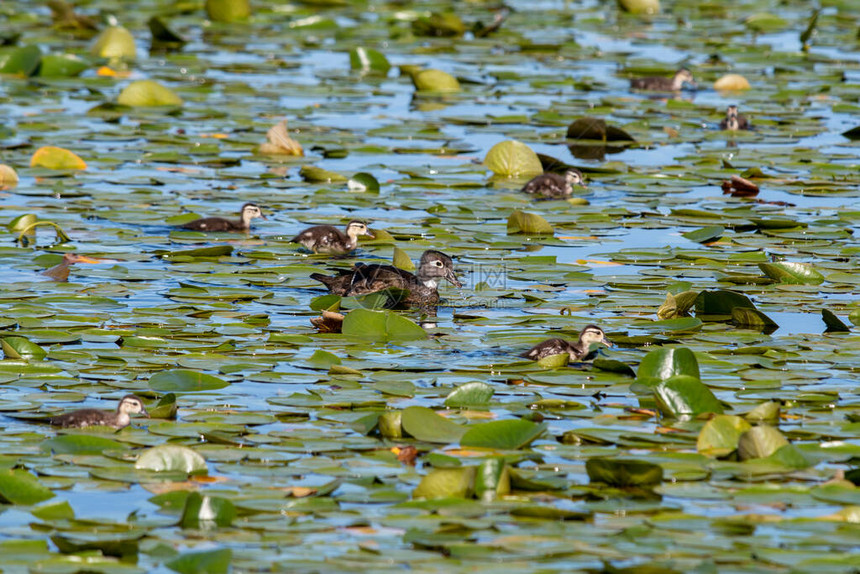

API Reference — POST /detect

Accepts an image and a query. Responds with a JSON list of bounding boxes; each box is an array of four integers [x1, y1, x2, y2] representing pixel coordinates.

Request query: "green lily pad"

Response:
[[349, 47, 390, 75], [180, 492, 235, 528], [135, 445, 207, 474], [460, 419, 547, 450], [90, 25, 136, 60], [636, 347, 700, 385], [653, 375, 725, 418], [0, 45, 42, 76], [41, 434, 128, 455], [0, 469, 54, 505], [758, 262, 825, 285], [444, 381, 494, 407], [413, 467, 476, 499], [697, 415, 752, 457], [411, 69, 461, 92], [166, 548, 232, 574], [1, 336, 47, 360], [149, 370, 230, 392], [400, 406, 465, 443], [341, 309, 427, 342], [822, 309, 850, 332]]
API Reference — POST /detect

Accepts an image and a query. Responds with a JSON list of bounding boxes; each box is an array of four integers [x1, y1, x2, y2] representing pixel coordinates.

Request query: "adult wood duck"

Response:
[[180, 203, 265, 232], [719, 105, 750, 131], [50, 395, 148, 429], [630, 68, 696, 92], [521, 168, 586, 199], [310, 250, 462, 310], [521, 325, 611, 362], [291, 220, 374, 254]]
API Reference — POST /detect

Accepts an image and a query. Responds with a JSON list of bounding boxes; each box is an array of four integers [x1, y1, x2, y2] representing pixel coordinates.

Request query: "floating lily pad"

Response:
[[341, 309, 427, 342], [400, 406, 465, 444], [460, 419, 547, 450], [117, 80, 183, 107], [149, 370, 230, 392], [586, 458, 663, 487], [484, 140, 543, 177]]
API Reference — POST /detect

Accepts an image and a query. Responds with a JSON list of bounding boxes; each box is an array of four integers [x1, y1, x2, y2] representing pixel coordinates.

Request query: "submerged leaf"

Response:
[[586, 458, 663, 486]]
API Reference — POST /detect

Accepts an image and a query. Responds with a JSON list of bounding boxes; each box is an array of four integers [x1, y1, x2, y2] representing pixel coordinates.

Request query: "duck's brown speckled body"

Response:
[[181, 203, 265, 232], [310, 250, 462, 309], [292, 221, 373, 254], [719, 105, 750, 131], [50, 395, 148, 429], [521, 169, 585, 199], [630, 68, 695, 92], [521, 325, 611, 362]]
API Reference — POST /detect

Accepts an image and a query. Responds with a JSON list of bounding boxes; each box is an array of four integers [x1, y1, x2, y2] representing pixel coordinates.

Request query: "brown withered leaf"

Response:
[[311, 310, 344, 333], [392, 445, 418, 466], [721, 175, 759, 197]]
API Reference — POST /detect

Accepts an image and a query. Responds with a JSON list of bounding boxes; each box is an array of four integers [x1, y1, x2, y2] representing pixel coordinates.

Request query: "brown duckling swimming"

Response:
[[719, 105, 750, 131], [180, 203, 265, 232], [310, 250, 462, 309], [521, 169, 586, 199], [291, 220, 374, 254], [50, 394, 148, 429], [521, 325, 611, 362], [630, 68, 696, 92]]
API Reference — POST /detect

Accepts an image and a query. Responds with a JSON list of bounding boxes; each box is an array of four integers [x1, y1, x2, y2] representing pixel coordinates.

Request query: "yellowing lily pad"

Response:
[[30, 146, 87, 170], [117, 80, 183, 107], [90, 25, 136, 60], [714, 74, 751, 91], [485, 140, 543, 177]]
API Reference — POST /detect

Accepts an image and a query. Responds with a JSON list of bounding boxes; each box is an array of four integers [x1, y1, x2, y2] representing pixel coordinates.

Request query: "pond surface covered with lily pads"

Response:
[[1, 0, 860, 572]]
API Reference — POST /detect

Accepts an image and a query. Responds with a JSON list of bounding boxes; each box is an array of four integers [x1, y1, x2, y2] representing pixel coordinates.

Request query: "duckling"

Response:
[[291, 220, 374, 254], [521, 325, 611, 362], [521, 168, 586, 199], [630, 68, 696, 92], [180, 203, 265, 232], [719, 105, 750, 131], [310, 250, 462, 309], [49, 395, 148, 429]]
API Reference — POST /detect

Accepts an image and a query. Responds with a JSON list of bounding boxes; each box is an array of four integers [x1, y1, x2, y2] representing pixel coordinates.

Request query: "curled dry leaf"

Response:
[[392, 445, 418, 466], [259, 120, 304, 156], [721, 175, 759, 196], [0, 164, 19, 188], [310, 310, 344, 333]]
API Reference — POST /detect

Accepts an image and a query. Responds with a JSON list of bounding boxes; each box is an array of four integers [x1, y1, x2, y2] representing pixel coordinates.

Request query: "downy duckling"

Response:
[[50, 395, 149, 429], [719, 105, 750, 131], [521, 169, 586, 199], [630, 68, 696, 92], [291, 220, 374, 254], [521, 325, 611, 362], [180, 203, 265, 232]]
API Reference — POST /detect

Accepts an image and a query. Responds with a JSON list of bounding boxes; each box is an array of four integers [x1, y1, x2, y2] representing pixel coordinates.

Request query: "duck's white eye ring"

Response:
[[434, 260, 443, 267]]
